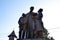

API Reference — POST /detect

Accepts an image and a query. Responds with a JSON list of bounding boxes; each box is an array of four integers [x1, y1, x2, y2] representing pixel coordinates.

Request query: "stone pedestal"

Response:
[[18, 38, 45, 40]]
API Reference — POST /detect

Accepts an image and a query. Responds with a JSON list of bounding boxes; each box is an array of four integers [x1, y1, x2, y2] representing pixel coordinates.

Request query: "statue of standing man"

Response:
[[26, 6, 37, 38]]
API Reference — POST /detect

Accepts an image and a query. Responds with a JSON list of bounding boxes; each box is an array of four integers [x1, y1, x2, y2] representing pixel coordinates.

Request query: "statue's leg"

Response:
[[22, 31, 24, 39], [28, 30, 31, 38], [19, 26, 21, 39], [19, 26, 23, 39], [26, 29, 30, 39], [19, 30, 22, 39], [26, 31, 28, 38], [30, 30, 34, 38], [22, 25, 25, 39]]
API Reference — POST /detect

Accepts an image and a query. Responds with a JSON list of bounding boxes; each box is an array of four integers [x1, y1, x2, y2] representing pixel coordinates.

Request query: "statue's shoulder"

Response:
[[25, 12, 30, 17], [25, 12, 37, 17]]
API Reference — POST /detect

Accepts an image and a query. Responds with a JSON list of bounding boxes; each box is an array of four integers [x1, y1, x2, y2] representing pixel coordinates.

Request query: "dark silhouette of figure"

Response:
[[26, 6, 36, 38], [18, 16, 22, 39], [38, 8, 43, 20], [38, 8, 44, 30], [30, 6, 34, 13], [18, 13, 26, 39], [34, 8, 44, 38], [26, 6, 35, 16], [21, 13, 26, 39]]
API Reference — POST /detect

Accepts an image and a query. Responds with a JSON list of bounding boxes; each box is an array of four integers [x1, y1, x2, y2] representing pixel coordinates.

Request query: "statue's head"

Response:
[[38, 8, 43, 13], [22, 13, 26, 17], [30, 6, 34, 12]]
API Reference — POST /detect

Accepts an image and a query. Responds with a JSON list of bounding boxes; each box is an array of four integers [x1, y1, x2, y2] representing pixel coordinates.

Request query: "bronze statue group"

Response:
[[18, 6, 45, 39]]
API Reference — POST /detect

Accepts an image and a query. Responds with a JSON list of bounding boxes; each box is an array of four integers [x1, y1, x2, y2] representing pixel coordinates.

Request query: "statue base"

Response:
[[17, 38, 45, 40]]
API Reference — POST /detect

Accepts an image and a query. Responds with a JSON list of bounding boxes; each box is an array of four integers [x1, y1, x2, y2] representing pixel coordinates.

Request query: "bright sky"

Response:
[[0, 0, 60, 40]]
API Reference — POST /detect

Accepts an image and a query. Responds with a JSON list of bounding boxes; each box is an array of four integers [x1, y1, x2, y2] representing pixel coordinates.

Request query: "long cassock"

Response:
[[35, 15, 43, 31], [32, 13, 43, 38], [26, 12, 36, 38], [34, 14, 44, 38]]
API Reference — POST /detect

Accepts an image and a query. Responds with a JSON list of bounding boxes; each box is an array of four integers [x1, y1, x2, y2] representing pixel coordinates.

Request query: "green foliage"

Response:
[[44, 28, 54, 40]]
